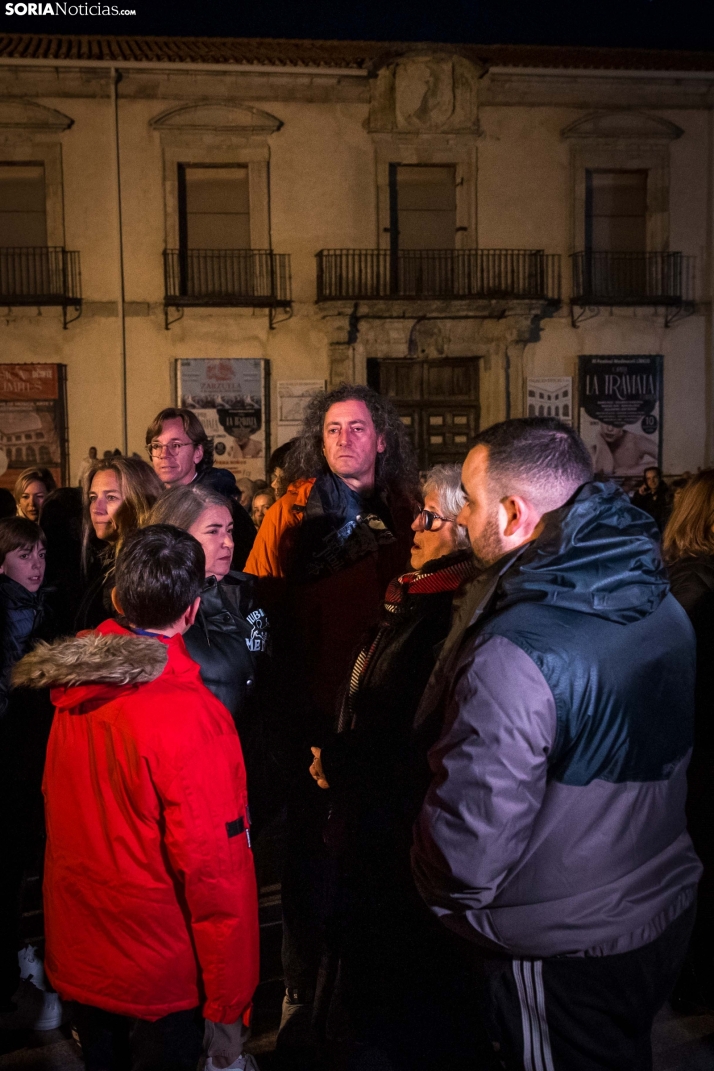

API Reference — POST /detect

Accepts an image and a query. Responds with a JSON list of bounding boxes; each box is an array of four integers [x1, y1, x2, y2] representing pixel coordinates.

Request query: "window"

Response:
[[389, 165, 456, 250], [178, 165, 250, 250], [0, 164, 47, 246], [585, 171, 647, 253]]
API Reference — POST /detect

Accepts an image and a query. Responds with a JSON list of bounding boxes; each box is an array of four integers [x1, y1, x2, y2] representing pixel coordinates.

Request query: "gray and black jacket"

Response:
[[412, 481, 702, 959]]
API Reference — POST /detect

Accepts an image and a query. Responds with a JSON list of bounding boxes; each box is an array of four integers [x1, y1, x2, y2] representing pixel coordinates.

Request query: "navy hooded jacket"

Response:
[[412, 482, 701, 958]]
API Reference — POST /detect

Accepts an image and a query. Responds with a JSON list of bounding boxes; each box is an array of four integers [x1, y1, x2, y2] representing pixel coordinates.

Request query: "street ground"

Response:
[[2, 821, 713, 1069]]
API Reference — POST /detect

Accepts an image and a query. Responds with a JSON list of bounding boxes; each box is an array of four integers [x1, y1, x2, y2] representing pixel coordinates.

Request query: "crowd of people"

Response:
[[0, 386, 712, 1071]]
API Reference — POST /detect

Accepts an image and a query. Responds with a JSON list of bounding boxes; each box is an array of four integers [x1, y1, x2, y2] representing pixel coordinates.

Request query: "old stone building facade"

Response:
[[0, 35, 712, 479]]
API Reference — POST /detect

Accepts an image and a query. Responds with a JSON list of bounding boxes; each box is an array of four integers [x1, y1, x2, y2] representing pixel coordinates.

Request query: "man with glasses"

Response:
[[146, 408, 255, 567]]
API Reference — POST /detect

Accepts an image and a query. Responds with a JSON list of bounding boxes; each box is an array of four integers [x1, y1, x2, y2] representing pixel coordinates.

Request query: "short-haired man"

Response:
[[146, 407, 255, 568], [14, 525, 260, 1071], [412, 418, 700, 1071]]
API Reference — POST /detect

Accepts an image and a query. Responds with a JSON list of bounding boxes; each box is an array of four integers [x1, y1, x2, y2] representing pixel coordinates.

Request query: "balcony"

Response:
[[163, 249, 291, 327], [571, 252, 695, 321], [316, 249, 561, 303], [0, 247, 82, 327]]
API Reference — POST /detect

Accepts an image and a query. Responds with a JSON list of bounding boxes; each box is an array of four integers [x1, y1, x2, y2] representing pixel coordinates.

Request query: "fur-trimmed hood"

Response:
[[12, 628, 168, 695]]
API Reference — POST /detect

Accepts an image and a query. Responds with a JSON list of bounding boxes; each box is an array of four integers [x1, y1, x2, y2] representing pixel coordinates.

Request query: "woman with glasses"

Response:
[[75, 457, 163, 630], [308, 464, 482, 1071]]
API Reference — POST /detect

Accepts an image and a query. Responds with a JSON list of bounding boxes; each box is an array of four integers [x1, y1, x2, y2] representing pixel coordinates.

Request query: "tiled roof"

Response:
[[0, 33, 713, 71]]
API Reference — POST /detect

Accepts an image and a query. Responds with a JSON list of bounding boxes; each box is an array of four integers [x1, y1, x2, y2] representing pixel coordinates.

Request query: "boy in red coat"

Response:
[[13, 524, 260, 1071]]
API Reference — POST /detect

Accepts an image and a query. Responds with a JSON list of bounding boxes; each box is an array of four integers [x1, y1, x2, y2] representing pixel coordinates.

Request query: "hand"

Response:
[[310, 747, 330, 789]]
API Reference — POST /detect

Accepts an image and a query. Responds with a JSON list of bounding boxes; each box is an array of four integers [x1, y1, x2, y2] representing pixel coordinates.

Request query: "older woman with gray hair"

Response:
[[146, 484, 271, 785], [309, 463, 482, 1071]]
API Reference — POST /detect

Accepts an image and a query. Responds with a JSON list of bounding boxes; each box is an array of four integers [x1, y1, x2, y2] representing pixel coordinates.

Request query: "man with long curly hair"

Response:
[[245, 383, 418, 1051]]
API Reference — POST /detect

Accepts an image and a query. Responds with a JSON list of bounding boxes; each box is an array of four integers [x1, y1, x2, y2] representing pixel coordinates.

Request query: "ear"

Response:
[[185, 595, 201, 628], [376, 433, 386, 455], [194, 443, 204, 465], [0, 564, 5, 576], [111, 587, 123, 615], [502, 494, 542, 542], [501, 495, 530, 539]]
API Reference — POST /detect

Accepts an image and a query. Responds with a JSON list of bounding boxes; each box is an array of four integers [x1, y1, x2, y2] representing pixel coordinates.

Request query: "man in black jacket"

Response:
[[146, 407, 255, 568]]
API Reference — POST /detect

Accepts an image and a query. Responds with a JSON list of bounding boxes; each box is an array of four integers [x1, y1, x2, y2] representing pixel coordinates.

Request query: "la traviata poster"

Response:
[[578, 355, 662, 481], [0, 364, 68, 490]]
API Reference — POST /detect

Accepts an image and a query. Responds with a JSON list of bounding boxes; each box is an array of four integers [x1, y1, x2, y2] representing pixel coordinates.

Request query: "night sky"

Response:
[[0, 0, 712, 51]]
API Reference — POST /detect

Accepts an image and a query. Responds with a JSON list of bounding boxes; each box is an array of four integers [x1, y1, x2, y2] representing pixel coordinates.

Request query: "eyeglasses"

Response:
[[147, 440, 195, 458], [414, 508, 452, 531]]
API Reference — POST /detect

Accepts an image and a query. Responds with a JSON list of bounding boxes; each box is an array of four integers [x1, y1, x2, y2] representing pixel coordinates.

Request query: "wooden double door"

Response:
[[367, 357, 480, 471]]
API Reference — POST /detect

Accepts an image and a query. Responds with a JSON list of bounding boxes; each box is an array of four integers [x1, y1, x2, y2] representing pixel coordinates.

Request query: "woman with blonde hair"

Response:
[[76, 456, 163, 630], [14, 467, 57, 523], [664, 469, 714, 1009]]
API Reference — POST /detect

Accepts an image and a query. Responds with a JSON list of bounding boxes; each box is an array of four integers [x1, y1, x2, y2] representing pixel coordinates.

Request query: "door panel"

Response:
[[367, 357, 480, 471]]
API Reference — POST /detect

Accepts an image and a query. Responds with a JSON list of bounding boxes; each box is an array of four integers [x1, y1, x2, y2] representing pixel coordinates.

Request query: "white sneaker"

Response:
[[0, 980, 65, 1031]]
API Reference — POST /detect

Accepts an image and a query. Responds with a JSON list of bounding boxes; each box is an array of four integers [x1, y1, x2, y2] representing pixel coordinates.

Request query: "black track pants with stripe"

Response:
[[475, 904, 694, 1071]]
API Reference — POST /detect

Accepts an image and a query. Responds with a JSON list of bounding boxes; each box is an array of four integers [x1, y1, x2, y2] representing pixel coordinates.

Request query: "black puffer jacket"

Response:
[[0, 576, 55, 836], [0, 576, 52, 717], [183, 571, 275, 826]]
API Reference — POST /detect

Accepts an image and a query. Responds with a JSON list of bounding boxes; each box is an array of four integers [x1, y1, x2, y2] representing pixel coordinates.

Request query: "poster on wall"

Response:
[[277, 380, 326, 446], [176, 358, 269, 482], [578, 355, 662, 481], [0, 364, 68, 491], [526, 377, 573, 426]]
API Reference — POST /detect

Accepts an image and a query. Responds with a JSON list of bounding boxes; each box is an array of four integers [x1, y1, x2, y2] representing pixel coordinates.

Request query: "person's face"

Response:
[[188, 505, 234, 580], [601, 425, 624, 445], [149, 417, 203, 487], [88, 469, 123, 542], [0, 541, 46, 593], [322, 400, 385, 487], [457, 446, 509, 567], [410, 491, 459, 570], [645, 469, 660, 491], [270, 467, 284, 496], [251, 494, 273, 530], [18, 481, 47, 522]]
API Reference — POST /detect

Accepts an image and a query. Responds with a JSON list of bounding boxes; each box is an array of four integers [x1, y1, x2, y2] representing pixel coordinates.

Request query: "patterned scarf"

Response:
[[338, 551, 476, 731]]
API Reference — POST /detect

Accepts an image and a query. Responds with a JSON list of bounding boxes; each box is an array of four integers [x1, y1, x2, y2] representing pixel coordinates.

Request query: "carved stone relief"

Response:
[[369, 53, 482, 134]]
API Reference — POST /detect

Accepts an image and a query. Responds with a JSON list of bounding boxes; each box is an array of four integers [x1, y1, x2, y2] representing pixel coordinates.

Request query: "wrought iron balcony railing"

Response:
[[316, 249, 561, 302], [571, 252, 694, 307], [0, 247, 82, 326], [163, 249, 292, 309]]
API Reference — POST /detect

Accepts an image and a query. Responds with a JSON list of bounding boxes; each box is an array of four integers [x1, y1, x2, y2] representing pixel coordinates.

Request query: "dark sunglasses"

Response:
[[414, 508, 451, 531]]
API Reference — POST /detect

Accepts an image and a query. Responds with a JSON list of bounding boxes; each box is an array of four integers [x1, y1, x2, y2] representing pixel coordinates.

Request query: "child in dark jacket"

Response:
[[0, 516, 58, 1027]]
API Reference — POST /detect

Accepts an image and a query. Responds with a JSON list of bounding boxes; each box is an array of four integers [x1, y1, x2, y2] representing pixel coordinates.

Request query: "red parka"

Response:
[[15, 618, 259, 1023]]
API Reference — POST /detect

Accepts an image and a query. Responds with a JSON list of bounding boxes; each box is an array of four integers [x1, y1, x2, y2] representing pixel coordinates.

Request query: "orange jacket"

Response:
[[245, 479, 315, 579]]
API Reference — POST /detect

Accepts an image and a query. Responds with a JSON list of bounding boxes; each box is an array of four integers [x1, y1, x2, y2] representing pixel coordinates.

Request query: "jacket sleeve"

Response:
[[244, 499, 289, 578], [156, 732, 260, 1023], [412, 633, 557, 930]]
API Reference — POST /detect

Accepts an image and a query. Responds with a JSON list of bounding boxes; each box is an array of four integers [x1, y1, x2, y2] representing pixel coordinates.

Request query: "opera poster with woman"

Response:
[[578, 355, 663, 482], [176, 358, 269, 482]]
